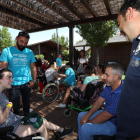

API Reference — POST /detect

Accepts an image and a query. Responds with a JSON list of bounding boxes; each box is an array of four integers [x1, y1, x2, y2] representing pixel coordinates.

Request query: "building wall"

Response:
[[29, 44, 57, 62], [90, 42, 132, 71]]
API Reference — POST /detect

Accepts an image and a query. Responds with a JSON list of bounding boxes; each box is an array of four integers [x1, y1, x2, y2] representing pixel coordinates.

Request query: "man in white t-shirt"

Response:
[[45, 62, 58, 84]]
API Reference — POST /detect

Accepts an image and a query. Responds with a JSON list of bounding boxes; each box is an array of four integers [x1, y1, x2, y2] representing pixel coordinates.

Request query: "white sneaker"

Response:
[[30, 109, 33, 113], [56, 103, 66, 108]]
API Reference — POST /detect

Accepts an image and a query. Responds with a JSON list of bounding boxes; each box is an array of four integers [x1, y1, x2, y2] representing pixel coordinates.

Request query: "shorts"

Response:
[[60, 79, 71, 87]]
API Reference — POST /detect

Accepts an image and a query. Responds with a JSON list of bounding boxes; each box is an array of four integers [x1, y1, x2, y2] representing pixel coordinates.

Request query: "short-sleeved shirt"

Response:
[[45, 68, 57, 83], [84, 76, 99, 85], [101, 81, 123, 127], [78, 58, 88, 64], [65, 68, 76, 85], [0, 92, 21, 133], [0, 46, 36, 85], [56, 57, 62, 67], [117, 34, 140, 138]]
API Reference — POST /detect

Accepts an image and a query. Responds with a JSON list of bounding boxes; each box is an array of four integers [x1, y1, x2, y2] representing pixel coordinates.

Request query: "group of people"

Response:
[[0, 0, 140, 139]]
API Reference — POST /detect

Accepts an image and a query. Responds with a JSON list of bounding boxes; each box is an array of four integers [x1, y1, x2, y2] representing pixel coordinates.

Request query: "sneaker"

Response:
[[60, 127, 74, 138], [56, 103, 66, 108]]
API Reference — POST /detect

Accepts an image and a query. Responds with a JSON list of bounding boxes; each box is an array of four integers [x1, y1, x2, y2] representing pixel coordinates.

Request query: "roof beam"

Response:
[[80, 0, 98, 17], [27, 14, 118, 33], [0, 13, 41, 30], [0, 0, 52, 25], [0, 17, 30, 31], [36, 0, 74, 21], [10, 0, 57, 23], [10, 0, 65, 23], [0, 5, 46, 27], [58, 0, 85, 19], [103, 0, 112, 15], [0, 12, 42, 28]]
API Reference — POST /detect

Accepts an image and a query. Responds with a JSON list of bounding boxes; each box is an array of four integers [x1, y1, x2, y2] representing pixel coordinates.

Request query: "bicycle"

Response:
[[42, 80, 66, 103]]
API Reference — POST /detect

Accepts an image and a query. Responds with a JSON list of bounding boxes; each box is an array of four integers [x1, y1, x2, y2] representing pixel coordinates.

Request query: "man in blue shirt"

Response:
[[117, 0, 140, 139], [77, 63, 124, 140], [0, 31, 37, 114]]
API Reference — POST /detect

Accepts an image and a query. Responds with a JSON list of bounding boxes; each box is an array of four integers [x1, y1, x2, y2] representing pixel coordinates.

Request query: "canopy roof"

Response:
[[0, 0, 124, 33]]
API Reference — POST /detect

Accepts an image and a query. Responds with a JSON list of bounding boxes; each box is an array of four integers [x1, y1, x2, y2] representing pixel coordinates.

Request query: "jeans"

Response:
[[117, 136, 135, 140], [78, 110, 117, 140], [8, 82, 31, 114]]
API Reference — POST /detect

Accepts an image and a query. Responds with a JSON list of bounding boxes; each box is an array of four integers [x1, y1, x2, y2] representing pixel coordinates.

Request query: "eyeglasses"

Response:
[[18, 31, 30, 39]]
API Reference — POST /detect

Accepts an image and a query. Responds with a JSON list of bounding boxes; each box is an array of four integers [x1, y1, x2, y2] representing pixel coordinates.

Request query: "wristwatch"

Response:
[[32, 80, 36, 82]]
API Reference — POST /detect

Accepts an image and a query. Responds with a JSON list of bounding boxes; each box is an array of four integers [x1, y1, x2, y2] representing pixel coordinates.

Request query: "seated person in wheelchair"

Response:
[[76, 63, 88, 85], [57, 62, 76, 87], [56, 65, 99, 108], [0, 68, 73, 139], [77, 63, 124, 140], [45, 62, 58, 84]]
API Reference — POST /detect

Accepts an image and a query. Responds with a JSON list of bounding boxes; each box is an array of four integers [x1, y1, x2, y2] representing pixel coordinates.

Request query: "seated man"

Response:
[[78, 63, 124, 140], [56, 65, 99, 108], [45, 62, 58, 84], [58, 62, 76, 87]]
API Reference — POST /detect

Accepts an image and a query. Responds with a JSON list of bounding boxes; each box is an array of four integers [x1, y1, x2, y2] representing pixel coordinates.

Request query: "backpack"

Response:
[[84, 80, 104, 106]]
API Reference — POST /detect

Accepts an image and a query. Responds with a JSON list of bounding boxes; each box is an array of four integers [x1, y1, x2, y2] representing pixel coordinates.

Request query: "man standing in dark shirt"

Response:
[[117, 0, 140, 139]]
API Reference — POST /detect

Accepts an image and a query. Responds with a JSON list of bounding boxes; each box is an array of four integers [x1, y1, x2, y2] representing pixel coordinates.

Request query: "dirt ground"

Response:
[[30, 89, 78, 140]]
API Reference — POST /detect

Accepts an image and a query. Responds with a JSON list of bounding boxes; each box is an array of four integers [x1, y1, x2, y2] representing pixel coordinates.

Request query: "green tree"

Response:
[[35, 54, 44, 59], [0, 27, 13, 52], [51, 33, 69, 48], [61, 50, 69, 61], [76, 39, 83, 44], [76, 20, 118, 65]]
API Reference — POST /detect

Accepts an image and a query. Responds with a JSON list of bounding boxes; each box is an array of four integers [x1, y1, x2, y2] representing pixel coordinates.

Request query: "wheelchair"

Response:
[[0, 125, 61, 140], [42, 79, 66, 103], [63, 80, 104, 117], [0, 126, 44, 140]]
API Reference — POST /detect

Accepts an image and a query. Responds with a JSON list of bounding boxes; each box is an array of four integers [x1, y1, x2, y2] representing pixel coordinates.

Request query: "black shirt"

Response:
[[117, 34, 140, 139]]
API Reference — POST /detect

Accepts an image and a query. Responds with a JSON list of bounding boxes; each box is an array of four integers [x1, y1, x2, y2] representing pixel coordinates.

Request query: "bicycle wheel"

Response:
[[42, 83, 59, 103]]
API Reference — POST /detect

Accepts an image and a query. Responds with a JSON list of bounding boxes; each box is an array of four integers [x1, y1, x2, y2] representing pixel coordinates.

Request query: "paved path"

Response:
[[31, 89, 78, 140]]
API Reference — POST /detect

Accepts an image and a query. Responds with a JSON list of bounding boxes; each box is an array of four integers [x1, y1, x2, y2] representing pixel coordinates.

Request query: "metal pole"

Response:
[[69, 25, 74, 64], [56, 28, 59, 57]]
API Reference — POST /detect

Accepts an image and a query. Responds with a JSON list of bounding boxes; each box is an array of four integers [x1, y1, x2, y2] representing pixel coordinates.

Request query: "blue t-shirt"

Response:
[[117, 34, 140, 138], [84, 76, 99, 84], [0, 46, 36, 85], [56, 57, 62, 67], [101, 81, 123, 127], [65, 68, 76, 85]]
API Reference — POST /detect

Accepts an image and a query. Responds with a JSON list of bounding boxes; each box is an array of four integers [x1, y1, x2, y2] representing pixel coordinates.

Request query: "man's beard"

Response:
[[16, 41, 26, 51]]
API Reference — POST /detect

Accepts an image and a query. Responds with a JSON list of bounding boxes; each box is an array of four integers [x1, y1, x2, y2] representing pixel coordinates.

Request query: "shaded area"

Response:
[[31, 89, 78, 140]]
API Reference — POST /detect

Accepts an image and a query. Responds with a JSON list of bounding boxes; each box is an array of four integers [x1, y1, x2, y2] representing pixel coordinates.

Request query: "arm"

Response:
[[85, 57, 88, 64], [29, 62, 37, 88], [1, 62, 8, 69], [79, 84, 87, 92], [59, 73, 68, 78], [30, 62, 37, 81], [0, 102, 12, 125], [80, 96, 105, 125], [88, 110, 114, 124]]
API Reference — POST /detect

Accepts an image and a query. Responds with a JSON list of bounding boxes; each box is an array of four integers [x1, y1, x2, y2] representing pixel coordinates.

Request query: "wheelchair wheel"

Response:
[[63, 109, 71, 117], [42, 83, 59, 103]]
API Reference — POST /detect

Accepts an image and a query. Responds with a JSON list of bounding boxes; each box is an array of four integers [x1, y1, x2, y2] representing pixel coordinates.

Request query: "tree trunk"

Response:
[[96, 47, 99, 66]]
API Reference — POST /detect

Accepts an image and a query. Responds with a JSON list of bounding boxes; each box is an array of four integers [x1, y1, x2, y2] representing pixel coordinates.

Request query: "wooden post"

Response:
[[38, 44, 40, 55]]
